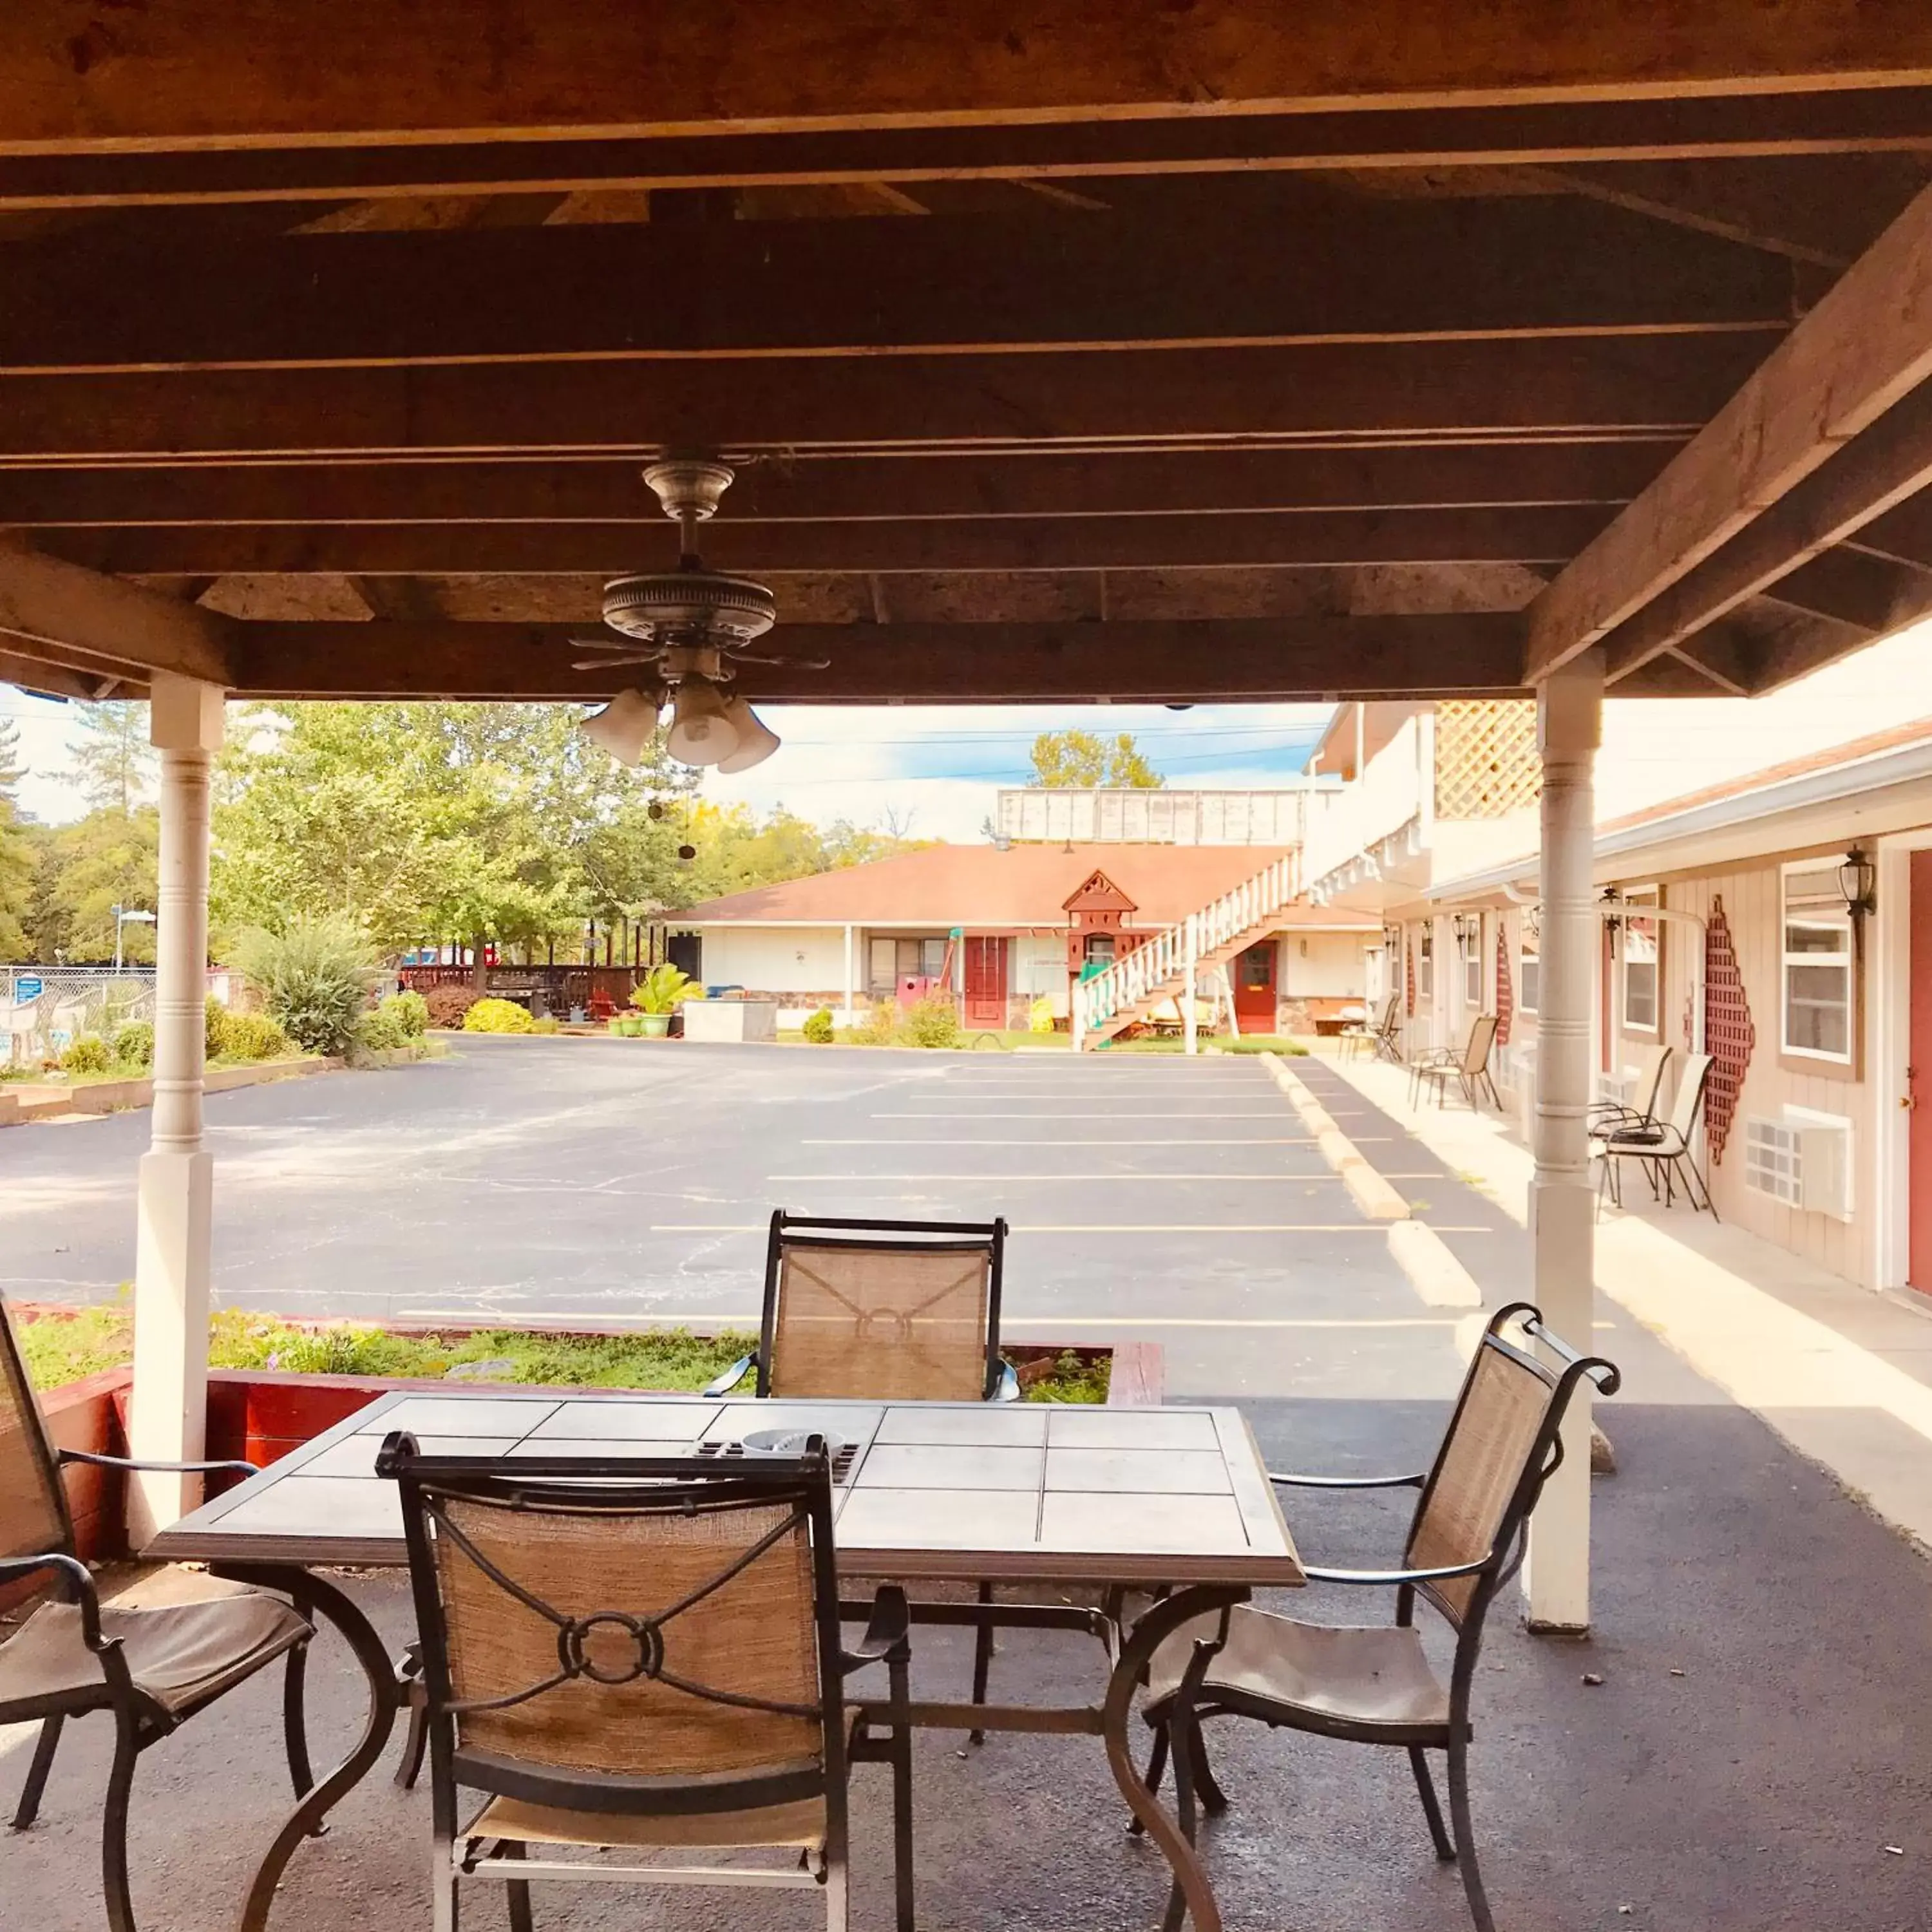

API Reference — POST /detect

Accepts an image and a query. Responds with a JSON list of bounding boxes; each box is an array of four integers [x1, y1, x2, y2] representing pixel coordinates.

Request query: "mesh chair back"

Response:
[[407, 1461, 830, 1787], [0, 1297, 71, 1566], [1405, 1307, 1607, 1628], [766, 1223, 998, 1401], [1460, 1011, 1499, 1075], [1669, 1053, 1713, 1141], [1628, 1042, 1673, 1120]]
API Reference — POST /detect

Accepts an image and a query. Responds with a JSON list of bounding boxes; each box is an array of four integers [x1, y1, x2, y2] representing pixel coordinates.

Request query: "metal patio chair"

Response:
[[1137, 1303, 1619, 1932], [381, 1434, 914, 1932], [1588, 1043, 1673, 1144], [1340, 994, 1400, 1063], [705, 1211, 1019, 1404], [0, 1296, 315, 1932], [1408, 1012, 1501, 1110], [1592, 1050, 1716, 1218]]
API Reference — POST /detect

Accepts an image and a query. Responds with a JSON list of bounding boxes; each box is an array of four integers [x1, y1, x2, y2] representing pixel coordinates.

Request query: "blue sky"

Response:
[[1, 691, 1334, 841]]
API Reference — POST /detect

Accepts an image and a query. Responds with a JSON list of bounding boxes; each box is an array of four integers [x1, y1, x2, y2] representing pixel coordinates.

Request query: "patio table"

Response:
[[148, 1390, 1303, 1932]]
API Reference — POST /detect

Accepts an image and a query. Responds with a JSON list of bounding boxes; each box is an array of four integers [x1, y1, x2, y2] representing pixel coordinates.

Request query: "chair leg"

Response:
[[394, 1685, 429, 1791], [283, 1638, 317, 1811], [1189, 1716, 1229, 1817], [504, 1840, 534, 1932], [1127, 1720, 1169, 1835], [1408, 1747, 1455, 1862], [102, 1708, 140, 1932], [1160, 1707, 1202, 1932], [1445, 1732, 1495, 1932], [822, 1838, 851, 1932], [969, 1579, 994, 1745], [431, 1842, 460, 1932], [10, 1714, 64, 1830], [1683, 1153, 1719, 1221]]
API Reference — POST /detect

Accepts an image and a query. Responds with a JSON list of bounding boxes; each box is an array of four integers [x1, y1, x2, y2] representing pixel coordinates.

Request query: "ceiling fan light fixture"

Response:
[[715, 697, 781, 774], [665, 676, 741, 767], [580, 687, 661, 767]]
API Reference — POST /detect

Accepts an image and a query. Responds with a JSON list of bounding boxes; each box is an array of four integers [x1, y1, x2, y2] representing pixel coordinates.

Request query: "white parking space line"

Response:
[[652, 1222, 1492, 1233], [804, 1137, 1318, 1147], [766, 1173, 1349, 1182], [875, 1111, 1334, 1119]]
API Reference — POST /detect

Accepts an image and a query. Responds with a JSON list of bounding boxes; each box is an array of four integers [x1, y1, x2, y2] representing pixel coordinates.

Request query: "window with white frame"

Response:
[[1416, 925, 1433, 1000], [1462, 919, 1482, 1009], [1782, 861, 1855, 1063], [1519, 913, 1540, 1014], [1620, 887, 1660, 1034]]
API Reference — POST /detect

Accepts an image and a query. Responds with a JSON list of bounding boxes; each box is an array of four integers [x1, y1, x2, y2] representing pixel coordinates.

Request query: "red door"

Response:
[[963, 936, 1009, 1029], [1910, 854, 1932, 1290], [1233, 941, 1277, 1035]]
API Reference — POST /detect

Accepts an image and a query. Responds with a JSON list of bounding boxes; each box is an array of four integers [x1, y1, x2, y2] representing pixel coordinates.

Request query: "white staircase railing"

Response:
[[1072, 853, 1298, 1047]]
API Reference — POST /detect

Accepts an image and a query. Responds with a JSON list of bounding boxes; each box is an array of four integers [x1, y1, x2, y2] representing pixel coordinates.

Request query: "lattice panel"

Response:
[[1700, 895, 1756, 1168], [1495, 921, 1514, 1046], [1434, 701, 1541, 819]]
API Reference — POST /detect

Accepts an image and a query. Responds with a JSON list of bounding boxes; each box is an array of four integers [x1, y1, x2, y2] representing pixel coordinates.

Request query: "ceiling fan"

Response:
[[575, 458, 826, 773]]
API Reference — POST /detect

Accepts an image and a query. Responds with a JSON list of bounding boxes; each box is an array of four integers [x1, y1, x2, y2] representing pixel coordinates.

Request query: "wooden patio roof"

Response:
[[4, 3, 1932, 707]]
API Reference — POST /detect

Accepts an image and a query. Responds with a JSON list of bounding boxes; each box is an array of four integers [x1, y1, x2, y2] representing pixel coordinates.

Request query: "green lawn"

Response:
[[18, 1307, 1108, 1403]]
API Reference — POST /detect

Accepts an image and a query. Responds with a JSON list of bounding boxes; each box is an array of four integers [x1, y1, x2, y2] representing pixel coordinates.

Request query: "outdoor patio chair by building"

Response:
[[0, 1296, 314, 1932], [381, 1434, 914, 1932], [1340, 994, 1400, 1063], [1591, 1050, 1716, 1218], [1589, 1043, 1673, 1142], [1137, 1302, 1619, 1932], [1407, 1012, 1501, 1110]]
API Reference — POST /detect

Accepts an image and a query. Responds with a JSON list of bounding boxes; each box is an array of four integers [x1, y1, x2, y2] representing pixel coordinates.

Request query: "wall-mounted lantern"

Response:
[[1838, 848, 1877, 920]]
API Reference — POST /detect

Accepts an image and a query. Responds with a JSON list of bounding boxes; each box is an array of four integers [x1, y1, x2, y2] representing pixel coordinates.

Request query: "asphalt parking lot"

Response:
[[0, 1037, 1490, 1397]]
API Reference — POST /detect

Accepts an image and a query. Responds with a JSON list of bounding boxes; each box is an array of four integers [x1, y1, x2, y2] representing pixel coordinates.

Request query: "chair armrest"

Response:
[[840, 1585, 912, 1672], [992, 1360, 1021, 1404], [1268, 1470, 1427, 1490], [0, 1551, 108, 1647], [59, 1448, 260, 1479], [1301, 1558, 1490, 1587], [701, 1354, 755, 1399]]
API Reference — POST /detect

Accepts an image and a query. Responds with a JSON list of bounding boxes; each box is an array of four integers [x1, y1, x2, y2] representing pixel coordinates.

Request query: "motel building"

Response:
[[1303, 632, 1932, 1295], [669, 787, 1379, 1035]]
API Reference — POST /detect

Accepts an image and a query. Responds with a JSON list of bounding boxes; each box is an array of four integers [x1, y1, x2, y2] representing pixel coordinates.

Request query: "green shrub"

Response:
[[111, 1021, 155, 1070], [227, 915, 382, 1056], [352, 1005, 410, 1052], [217, 1012, 289, 1061], [629, 962, 694, 1014], [463, 996, 538, 1034], [61, 1033, 111, 1075], [801, 1006, 835, 1044], [857, 1001, 900, 1045], [384, 989, 429, 1038], [904, 992, 961, 1049], [205, 993, 228, 1058], [532, 1014, 562, 1034], [422, 983, 479, 1029]]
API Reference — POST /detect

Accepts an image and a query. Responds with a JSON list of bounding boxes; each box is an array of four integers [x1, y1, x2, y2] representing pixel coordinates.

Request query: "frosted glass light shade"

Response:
[[715, 697, 780, 773], [580, 688, 660, 766], [665, 677, 740, 767]]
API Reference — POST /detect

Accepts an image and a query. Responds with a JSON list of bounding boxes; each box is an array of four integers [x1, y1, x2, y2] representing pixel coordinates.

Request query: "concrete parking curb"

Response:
[[1258, 1052, 1484, 1309]]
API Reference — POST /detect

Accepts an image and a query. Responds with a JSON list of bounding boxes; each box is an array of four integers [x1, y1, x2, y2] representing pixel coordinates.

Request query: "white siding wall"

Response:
[[696, 926, 851, 997], [1280, 931, 1368, 998]]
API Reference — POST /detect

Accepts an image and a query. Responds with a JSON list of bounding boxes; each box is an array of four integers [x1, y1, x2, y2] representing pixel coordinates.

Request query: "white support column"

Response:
[[1524, 650, 1602, 1635], [1183, 915, 1198, 1056], [842, 922, 856, 1027], [129, 674, 224, 1541]]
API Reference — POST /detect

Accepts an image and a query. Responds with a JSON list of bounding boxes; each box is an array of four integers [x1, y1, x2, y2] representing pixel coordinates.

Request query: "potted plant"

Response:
[[629, 962, 694, 1037]]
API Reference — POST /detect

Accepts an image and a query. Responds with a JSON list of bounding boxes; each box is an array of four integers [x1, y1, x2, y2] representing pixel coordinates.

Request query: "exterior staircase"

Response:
[[1071, 853, 1300, 1047]]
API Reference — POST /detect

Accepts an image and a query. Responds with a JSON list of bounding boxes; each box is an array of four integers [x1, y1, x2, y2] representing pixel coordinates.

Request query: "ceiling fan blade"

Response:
[[571, 652, 660, 672], [729, 649, 832, 670]]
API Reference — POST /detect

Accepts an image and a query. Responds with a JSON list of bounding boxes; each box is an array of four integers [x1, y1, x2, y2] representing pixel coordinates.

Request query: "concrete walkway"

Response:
[[1309, 1041, 1932, 1555]]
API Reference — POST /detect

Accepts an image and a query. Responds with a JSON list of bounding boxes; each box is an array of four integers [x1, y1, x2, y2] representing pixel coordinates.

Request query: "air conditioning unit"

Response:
[[1742, 1111, 1853, 1219]]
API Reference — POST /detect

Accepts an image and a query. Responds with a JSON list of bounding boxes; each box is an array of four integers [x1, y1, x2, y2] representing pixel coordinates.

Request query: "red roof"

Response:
[[677, 843, 1373, 929]]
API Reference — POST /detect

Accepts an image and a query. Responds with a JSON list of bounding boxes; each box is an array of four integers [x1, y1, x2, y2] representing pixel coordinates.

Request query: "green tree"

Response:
[[1027, 729, 1164, 788], [0, 717, 36, 960], [27, 807, 160, 963], [70, 701, 156, 815]]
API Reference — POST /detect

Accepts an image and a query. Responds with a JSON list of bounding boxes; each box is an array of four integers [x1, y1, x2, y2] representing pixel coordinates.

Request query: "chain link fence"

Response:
[[0, 967, 236, 1068]]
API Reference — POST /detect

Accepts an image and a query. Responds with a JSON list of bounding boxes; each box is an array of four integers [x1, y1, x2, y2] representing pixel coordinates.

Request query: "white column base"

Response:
[[129, 1148, 215, 1542], [1522, 1171, 1595, 1634]]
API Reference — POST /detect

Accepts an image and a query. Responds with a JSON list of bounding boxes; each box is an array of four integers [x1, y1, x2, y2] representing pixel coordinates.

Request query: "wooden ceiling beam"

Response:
[[0, 540, 232, 683], [36, 506, 1615, 578], [223, 614, 1529, 703], [0, 202, 1795, 373], [1526, 180, 1932, 681], [5, 90, 1932, 208], [0, 337, 1772, 464], [1845, 491, 1932, 568], [0, 647, 116, 700], [1593, 375, 1932, 682], [0, 442, 1674, 529], [1757, 545, 1932, 631], [5, 1, 1932, 149]]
